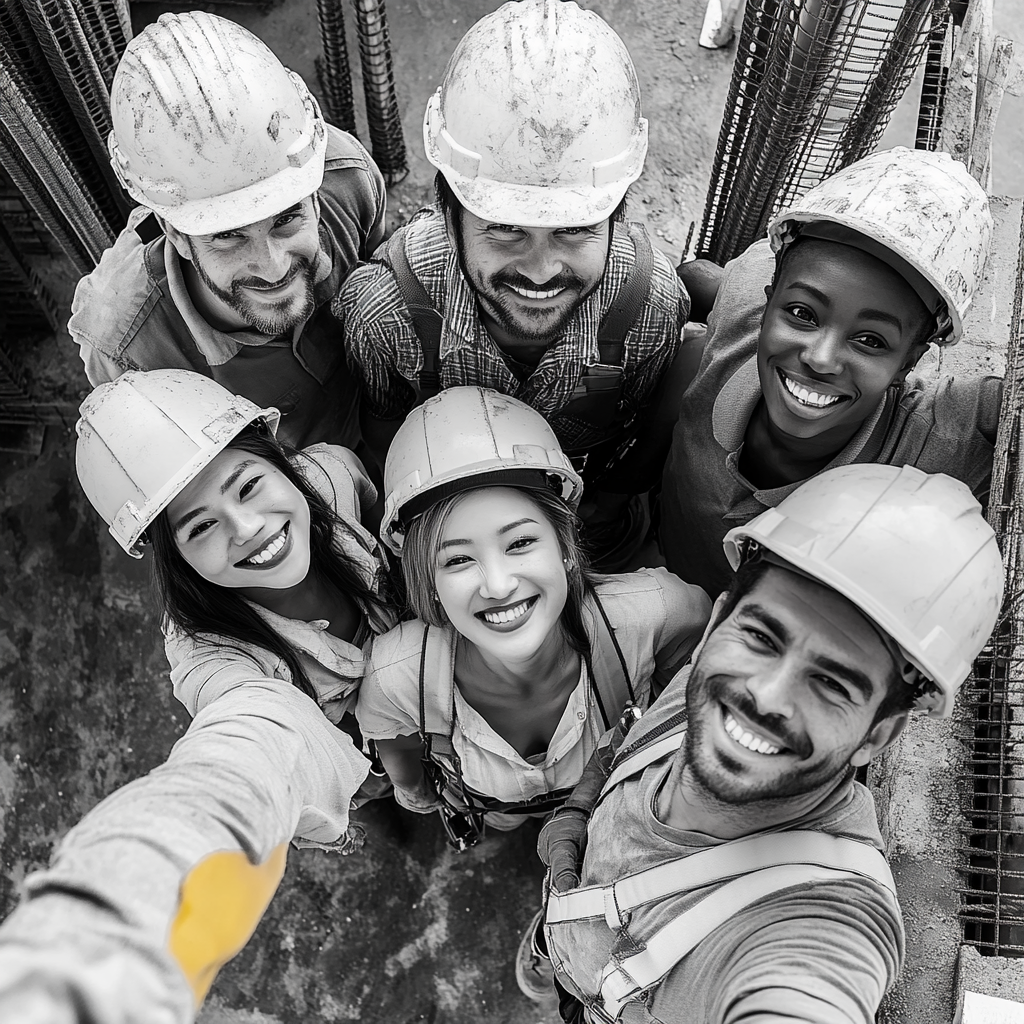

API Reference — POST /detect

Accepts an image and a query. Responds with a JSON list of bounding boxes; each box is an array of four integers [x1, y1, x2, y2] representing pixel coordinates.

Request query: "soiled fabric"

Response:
[[0, 445, 394, 1022], [660, 239, 1003, 598], [545, 667, 905, 1024], [357, 569, 710, 828], [70, 127, 385, 450]]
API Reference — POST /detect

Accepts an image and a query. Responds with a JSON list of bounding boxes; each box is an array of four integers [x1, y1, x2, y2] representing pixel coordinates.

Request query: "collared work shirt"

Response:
[[357, 569, 710, 827], [70, 126, 386, 449], [336, 208, 687, 452], [660, 240, 1003, 597]]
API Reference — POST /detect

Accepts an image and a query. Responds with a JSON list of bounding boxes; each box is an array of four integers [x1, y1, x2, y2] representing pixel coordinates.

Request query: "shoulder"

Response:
[[295, 443, 374, 517], [606, 224, 685, 319], [594, 568, 710, 616], [367, 619, 433, 674], [903, 371, 1003, 437], [68, 208, 165, 356], [319, 126, 385, 211], [707, 238, 774, 336]]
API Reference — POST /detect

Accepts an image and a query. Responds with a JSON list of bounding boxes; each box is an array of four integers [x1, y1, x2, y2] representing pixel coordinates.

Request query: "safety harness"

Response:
[[545, 721, 899, 1022], [416, 592, 639, 820], [387, 220, 654, 471]]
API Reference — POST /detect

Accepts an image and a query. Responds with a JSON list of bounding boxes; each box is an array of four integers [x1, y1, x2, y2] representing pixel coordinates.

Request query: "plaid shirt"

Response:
[[336, 208, 687, 451]]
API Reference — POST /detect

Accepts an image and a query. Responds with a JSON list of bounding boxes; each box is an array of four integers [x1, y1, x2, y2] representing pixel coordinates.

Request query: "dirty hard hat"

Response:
[[382, 387, 584, 556], [76, 370, 280, 558], [768, 147, 992, 345], [723, 464, 1004, 718], [108, 11, 327, 236], [423, 0, 648, 227]]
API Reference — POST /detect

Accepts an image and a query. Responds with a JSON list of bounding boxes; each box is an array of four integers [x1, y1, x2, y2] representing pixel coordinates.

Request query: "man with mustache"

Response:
[[336, 0, 689, 569], [70, 12, 386, 450], [530, 464, 1003, 1022]]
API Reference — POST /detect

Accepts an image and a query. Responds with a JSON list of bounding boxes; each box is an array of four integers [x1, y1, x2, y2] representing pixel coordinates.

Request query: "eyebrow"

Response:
[[437, 517, 538, 551], [171, 460, 256, 535], [738, 602, 874, 701], [784, 281, 904, 332]]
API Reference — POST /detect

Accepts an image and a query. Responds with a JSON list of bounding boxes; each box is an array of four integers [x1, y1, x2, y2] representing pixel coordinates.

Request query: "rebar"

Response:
[[351, 0, 408, 184], [697, 0, 941, 264], [315, 0, 357, 134], [958, 209, 1024, 957], [916, 6, 952, 150]]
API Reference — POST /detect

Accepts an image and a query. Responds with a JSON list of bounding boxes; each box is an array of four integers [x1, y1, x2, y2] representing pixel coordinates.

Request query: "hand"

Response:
[[393, 782, 443, 814], [538, 807, 589, 893]]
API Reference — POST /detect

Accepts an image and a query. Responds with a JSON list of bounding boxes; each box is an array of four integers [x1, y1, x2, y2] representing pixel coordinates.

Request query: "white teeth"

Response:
[[724, 712, 782, 755], [781, 373, 843, 409], [482, 600, 531, 624], [508, 284, 565, 301], [245, 532, 285, 565]]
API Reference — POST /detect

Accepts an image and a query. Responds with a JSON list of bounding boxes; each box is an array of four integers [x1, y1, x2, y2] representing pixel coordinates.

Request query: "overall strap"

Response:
[[597, 858, 895, 1020], [595, 224, 654, 364], [586, 590, 638, 732], [388, 231, 443, 397], [546, 829, 896, 925]]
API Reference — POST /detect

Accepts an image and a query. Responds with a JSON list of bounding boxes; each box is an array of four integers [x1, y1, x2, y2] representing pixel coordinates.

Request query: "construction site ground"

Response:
[[1, 1, 1022, 1022]]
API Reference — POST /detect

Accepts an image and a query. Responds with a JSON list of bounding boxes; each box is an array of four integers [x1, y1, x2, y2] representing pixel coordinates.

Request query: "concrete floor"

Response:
[[1, 1, 1020, 1022]]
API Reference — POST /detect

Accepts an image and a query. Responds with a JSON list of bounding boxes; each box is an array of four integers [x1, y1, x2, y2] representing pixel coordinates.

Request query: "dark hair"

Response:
[[149, 424, 391, 699], [434, 171, 629, 232], [714, 556, 914, 724], [400, 484, 596, 657]]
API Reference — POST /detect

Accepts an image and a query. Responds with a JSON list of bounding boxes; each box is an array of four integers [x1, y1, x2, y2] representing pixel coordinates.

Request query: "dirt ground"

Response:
[[0, 1, 1020, 1022]]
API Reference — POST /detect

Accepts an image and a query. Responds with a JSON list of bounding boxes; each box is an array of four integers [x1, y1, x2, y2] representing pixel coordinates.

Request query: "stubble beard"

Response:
[[188, 240, 319, 337]]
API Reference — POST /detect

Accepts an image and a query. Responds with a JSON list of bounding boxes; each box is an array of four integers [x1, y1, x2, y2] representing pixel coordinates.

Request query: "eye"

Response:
[[507, 535, 538, 552], [439, 554, 472, 569], [273, 212, 301, 230], [487, 224, 524, 240], [186, 519, 215, 541], [786, 304, 817, 325], [814, 675, 854, 703], [852, 333, 889, 351], [210, 230, 242, 243], [239, 474, 262, 499], [743, 626, 778, 652]]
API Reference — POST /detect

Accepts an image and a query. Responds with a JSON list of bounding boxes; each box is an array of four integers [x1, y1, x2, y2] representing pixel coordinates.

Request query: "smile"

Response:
[[778, 370, 847, 410], [724, 710, 783, 755], [238, 524, 289, 567], [478, 596, 537, 626], [506, 283, 566, 301]]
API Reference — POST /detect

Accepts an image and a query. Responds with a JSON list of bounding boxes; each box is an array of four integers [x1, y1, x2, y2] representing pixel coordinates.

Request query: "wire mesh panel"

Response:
[[697, 0, 941, 264], [315, 0, 357, 133], [959, 211, 1024, 956]]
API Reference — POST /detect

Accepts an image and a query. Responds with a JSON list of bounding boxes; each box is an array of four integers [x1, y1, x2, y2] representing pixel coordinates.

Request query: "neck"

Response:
[[457, 628, 577, 698], [741, 399, 863, 489], [477, 302, 551, 367], [238, 570, 328, 621], [655, 755, 852, 840]]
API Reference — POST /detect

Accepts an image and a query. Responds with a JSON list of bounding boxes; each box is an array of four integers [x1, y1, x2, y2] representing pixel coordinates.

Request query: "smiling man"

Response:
[[537, 464, 1004, 1023], [659, 147, 1002, 597], [70, 12, 386, 450], [336, 0, 688, 569]]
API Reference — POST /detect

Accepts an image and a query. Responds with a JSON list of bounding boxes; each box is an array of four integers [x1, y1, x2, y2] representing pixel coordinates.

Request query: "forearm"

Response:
[[0, 682, 369, 1019]]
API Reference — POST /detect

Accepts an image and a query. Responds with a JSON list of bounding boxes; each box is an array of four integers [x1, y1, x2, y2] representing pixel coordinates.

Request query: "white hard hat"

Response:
[[382, 387, 583, 555], [768, 147, 992, 345], [108, 11, 327, 235], [723, 464, 1003, 718], [76, 370, 280, 558], [423, 0, 648, 227]]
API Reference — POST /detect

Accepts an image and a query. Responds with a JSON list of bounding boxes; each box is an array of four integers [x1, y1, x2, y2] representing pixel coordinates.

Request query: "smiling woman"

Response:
[[356, 387, 711, 843]]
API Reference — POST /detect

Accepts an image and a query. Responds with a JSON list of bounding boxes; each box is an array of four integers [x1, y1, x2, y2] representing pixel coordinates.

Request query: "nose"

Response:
[[801, 327, 843, 376], [227, 505, 265, 546], [247, 232, 292, 283], [517, 235, 564, 285], [478, 555, 518, 601], [744, 661, 797, 721]]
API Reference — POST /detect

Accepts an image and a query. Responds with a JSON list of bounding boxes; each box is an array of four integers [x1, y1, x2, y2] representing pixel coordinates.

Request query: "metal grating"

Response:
[[697, 0, 940, 264], [958, 204, 1024, 957]]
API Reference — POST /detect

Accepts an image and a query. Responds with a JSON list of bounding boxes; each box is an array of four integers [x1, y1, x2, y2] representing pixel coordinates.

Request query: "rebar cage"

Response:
[[698, 0, 943, 264], [959, 210, 1024, 956]]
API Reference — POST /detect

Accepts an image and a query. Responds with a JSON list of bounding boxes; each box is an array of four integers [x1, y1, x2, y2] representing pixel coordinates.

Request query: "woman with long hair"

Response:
[[357, 387, 711, 843]]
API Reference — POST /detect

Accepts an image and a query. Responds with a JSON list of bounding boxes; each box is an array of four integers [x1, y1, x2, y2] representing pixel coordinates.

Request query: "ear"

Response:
[[893, 341, 929, 385], [689, 591, 729, 664], [161, 217, 192, 262], [763, 284, 774, 303], [849, 711, 909, 768]]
